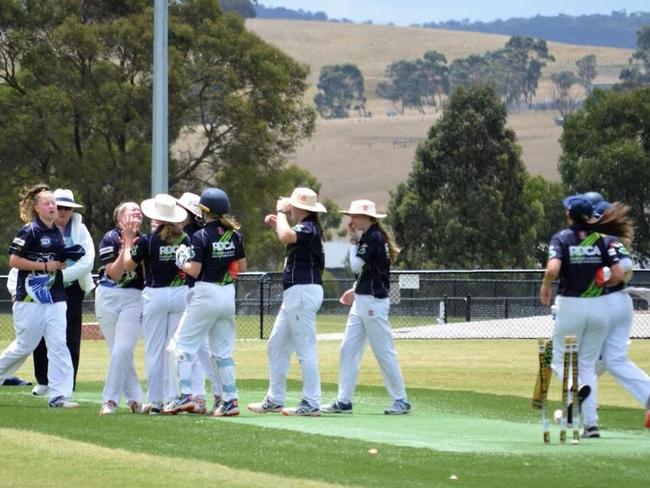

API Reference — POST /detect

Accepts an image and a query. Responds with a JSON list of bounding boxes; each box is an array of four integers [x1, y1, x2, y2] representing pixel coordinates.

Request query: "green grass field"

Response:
[[1, 339, 649, 487]]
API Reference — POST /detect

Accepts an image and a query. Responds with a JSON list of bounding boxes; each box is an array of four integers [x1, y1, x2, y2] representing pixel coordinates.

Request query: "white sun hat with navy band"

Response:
[[177, 192, 202, 218], [283, 187, 327, 213], [340, 199, 386, 219], [141, 193, 187, 223], [53, 188, 83, 208]]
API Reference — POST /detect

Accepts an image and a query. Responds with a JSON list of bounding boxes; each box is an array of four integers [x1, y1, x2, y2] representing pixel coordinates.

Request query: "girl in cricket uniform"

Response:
[[248, 187, 326, 417], [320, 199, 410, 415], [587, 201, 650, 431], [0, 184, 77, 408], [123, 194, 190, 414], [165, 188, 246, 416], [97, 202, 146, 415], [540, 195, 624, 438], [175, 192, 222, 415]]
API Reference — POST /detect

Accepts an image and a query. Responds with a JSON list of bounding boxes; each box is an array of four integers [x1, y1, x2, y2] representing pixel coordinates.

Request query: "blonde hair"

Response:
[[373, 219, 401, 264], [202, 209, 241, 231], [113, 201, 140, 226], [19, 183, 50, 223], [158, 222, 185, 243]]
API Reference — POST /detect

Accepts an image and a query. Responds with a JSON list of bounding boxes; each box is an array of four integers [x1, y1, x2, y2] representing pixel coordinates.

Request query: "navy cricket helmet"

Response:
[[198, 188, 230, 215], [583, 191, 604, 206]]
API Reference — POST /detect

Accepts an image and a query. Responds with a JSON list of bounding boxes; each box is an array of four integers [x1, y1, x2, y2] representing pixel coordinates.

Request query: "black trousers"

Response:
[[32, 281, 84, 390]]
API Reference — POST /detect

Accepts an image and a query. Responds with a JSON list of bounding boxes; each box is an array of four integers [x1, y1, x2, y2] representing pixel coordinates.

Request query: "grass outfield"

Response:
[[1, 340, 650, 487]]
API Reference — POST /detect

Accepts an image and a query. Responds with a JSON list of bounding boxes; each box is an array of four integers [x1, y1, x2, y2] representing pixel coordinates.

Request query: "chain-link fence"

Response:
[[2, 270, 650, 341]]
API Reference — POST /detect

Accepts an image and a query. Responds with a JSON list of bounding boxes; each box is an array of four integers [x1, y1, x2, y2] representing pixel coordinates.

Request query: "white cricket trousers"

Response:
[[170, 282, 237, 401], [0, 301, 72, 401], [95, 286, 143, 405], [552, 295, 609, 427], [142, 286, 188, 405], [266, 284, 323, 407], [337, 294, 407, 404], [601, 292, 650, 405]]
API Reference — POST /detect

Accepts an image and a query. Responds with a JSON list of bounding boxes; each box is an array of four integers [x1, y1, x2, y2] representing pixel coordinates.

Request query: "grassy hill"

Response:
[[245, 20, 633, 210]]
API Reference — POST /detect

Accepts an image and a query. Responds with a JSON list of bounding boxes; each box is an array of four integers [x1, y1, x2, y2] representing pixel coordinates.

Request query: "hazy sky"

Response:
[[265, 1, 649, 25]]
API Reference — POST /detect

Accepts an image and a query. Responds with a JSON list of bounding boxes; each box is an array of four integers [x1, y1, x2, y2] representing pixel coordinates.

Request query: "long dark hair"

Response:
[[19, 183, 50, 223], [590, 202, 634, 249], [372, 219, 400, 264]]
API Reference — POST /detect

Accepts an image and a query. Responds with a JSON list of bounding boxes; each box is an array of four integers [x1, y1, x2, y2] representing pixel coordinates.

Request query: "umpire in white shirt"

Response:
[[30, 189, 95, 394]]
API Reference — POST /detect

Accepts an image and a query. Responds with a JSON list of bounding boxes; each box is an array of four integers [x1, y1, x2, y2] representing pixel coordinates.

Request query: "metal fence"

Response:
[[2, 270, 650, 341]]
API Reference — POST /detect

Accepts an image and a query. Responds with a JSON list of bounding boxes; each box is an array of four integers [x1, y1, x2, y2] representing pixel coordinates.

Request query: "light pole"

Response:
[[152, 0, 168, 195]]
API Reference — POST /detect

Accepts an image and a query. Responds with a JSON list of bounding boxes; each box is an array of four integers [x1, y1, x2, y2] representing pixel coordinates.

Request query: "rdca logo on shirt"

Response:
[[212, 241, 236, 257], [569, 245, 601, 257], [159, 245, 180, 261]]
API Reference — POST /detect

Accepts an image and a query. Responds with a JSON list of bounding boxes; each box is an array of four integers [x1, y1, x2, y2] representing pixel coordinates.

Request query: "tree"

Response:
[[449, 36, 553, 109], [387, 85, 538, 268], [523, 176, 567, 265], [576, 54, 598, 94], [0, 0, 316, 270], [220, 0, 257, 18], [504, 36, 554, 106], [418, 50, 450, 111], [558, 87, 650, 258], [550, 70, 578, 118], [314, 64, 365, 119], [377, 52, 449, 114], [619, 24, 650, 88]]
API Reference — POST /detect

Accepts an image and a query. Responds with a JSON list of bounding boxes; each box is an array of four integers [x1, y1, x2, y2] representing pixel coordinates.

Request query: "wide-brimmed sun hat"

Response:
[[141, 194, 187, 223], [340, 199, 386, 219], [177, 192, 202, 218], [282, 187, 326, 213], [53, 188, 83, 208]]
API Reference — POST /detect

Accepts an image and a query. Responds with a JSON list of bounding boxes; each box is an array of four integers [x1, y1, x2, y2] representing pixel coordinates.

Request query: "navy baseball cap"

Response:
[[562, 195, 593, 221]]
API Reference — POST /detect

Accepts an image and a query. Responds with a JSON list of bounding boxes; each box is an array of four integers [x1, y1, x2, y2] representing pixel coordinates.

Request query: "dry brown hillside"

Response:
[[244, 19, 632, 210]]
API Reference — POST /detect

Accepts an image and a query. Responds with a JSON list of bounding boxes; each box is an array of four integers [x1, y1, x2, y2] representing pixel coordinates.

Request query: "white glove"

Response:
[[175, 244, 193, 268]]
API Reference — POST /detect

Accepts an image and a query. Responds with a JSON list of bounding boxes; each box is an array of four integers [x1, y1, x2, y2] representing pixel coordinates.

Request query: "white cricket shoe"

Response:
[[32, 384, 48, 396], [48, 396, 80, 409], [100, 400, 117, 416]]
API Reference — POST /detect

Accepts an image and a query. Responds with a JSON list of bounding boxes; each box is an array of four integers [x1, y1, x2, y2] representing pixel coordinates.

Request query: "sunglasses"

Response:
[[57, 206, 73, 211]]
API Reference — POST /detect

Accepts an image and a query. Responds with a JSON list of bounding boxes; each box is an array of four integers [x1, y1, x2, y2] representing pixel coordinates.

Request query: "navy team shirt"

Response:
[[97, 228, 144, 289], [548, 226, 619, 297], [354, 224, 390, 299], [130, 228, 190, 288], [191, 221, 245, 284], [9, 218, 67, 303], [283, 215, 324, 290]]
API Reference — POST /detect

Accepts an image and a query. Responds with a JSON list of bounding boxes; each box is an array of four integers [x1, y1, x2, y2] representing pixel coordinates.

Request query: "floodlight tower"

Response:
[[152, 0, 168, 195]]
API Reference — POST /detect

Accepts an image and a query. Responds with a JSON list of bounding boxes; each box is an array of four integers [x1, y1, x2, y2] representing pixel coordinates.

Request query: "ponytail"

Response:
[[374, 220, 401, 264], [590, 202, 635, 249], [158, 222, 184, 243]]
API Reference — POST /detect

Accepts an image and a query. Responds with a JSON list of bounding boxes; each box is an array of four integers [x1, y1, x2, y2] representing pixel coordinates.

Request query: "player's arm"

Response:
[[274, 198, 297, 245], [539, 258, 560, 306]]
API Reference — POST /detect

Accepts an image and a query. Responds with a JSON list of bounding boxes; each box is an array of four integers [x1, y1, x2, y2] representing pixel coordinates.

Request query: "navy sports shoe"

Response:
[[567, 384, 591, 426], [384, 399, 411, 415], [162, 395, 193, 415], [320, 400, 353, 414], [247, 397, 284, 414], [213, 399, 240, 417], [282, 399, 320, 417], [582, 425, 601, 438]]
